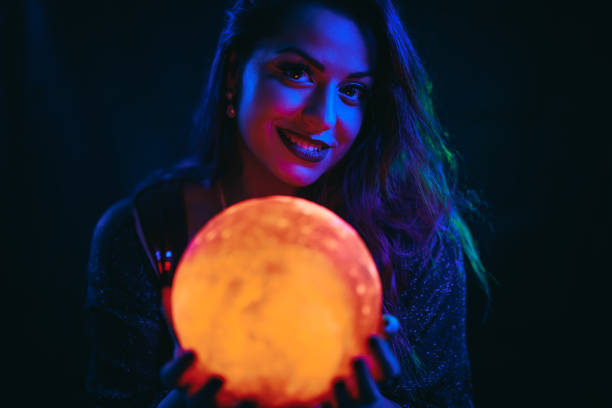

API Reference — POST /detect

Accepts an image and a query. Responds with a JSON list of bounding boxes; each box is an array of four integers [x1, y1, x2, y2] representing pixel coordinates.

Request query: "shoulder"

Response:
[[88, 177, 185, 276], [90, 198, 134, 251], [88, 196, 142, 283], [89, 160, 211, 263], [87, 196, 157, 312], [433, 229, 465, 280], [397, 229, 467, 330], [390, 229, 473, 406], [87, 193, 169, 314], [427, 229, 466, 300], [408, 228, 465, 289], [130, 160, 215, 197]]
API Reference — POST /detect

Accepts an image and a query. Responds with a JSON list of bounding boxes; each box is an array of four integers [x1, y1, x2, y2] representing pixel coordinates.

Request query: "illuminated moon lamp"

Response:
[[170, 195, 384, 408]]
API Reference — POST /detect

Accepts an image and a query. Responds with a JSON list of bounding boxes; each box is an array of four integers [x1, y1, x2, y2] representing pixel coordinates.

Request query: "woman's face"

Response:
[[233, 4, 373, 187]]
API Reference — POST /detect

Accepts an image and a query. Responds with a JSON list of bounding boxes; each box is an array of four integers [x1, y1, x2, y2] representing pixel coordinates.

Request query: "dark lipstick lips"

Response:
[[277, 128, 330, 163]]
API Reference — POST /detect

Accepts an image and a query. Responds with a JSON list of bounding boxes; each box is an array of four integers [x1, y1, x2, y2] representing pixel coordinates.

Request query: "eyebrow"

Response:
[[275, 46, 372, 79]]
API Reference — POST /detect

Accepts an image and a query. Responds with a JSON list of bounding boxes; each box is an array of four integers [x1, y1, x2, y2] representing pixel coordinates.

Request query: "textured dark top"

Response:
[[84, 179, 473, 408]]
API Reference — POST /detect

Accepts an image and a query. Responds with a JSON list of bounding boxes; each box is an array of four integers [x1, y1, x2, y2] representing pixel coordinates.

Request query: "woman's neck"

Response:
[[221, 136, 298, 206]]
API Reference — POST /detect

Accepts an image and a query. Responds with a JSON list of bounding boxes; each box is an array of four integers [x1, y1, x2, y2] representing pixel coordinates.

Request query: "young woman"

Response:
[[85, 1, 489, 407]]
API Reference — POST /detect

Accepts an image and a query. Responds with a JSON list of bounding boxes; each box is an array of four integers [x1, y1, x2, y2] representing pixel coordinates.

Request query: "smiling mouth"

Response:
[[277, 128, 331, 163], [277, 128, 330, 150]]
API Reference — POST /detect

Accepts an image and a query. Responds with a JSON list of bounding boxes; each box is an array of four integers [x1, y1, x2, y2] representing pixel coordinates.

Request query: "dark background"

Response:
[[4, 0, 607, 406]]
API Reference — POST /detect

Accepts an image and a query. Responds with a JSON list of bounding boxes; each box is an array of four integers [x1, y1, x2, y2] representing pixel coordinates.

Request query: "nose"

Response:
[[301, 84, 336, 133]]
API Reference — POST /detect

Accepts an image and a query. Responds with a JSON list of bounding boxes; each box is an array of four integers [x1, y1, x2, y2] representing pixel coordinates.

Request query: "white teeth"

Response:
[[283, 130, 324, 151]]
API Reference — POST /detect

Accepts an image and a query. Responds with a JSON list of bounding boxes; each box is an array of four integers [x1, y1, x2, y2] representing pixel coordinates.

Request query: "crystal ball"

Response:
[[170, 196, 383, 407]]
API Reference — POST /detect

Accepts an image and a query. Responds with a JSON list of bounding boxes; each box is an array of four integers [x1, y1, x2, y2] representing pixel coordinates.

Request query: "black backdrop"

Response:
[[4, 1, 607, 406]]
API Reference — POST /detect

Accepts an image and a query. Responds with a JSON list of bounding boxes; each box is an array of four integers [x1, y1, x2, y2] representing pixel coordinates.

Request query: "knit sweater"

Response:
[[84, 177, 473, 408]]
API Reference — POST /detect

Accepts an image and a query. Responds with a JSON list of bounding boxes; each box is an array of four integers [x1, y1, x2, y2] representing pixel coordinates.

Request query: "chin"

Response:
[[272, 166, 323, 188]]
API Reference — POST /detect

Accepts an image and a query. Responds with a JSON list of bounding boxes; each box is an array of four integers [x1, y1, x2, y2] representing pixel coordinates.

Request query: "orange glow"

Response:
[[170, 196, 383, 407]]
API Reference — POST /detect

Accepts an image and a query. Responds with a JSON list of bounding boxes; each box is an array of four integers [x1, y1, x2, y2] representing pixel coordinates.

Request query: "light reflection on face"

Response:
[[234, 5, 373, 187]]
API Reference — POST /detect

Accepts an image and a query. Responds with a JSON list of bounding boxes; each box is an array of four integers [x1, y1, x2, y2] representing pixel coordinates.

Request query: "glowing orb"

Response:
[[170, 196, 383, 407]]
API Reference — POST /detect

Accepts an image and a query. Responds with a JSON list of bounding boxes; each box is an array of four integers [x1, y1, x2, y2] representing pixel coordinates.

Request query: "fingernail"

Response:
[[368, 335, 379, 348], [180, 350, 195, 362], [383, 314, 400, 333], [236, 401, 257, 408], [208, 376, 224, 388], [352, 357, 367, 370]]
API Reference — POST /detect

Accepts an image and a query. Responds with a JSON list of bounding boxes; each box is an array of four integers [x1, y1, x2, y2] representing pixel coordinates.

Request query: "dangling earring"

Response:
[[225, 90, 236, 119]]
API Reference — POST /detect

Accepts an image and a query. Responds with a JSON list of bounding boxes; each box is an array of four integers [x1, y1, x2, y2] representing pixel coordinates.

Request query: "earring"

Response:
[[225, 90, 236, 119], [226, 104, 236, 119]]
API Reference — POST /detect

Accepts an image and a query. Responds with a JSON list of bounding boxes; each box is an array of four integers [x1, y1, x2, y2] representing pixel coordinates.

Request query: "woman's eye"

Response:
[[340, 84, 367, 102], [277, 62, 312, 83]]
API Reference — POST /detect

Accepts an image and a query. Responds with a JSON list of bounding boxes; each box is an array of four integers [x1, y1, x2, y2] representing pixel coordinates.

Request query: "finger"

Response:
[[186, 376, 224, 408], [157, 389, 187, 408], [382, 314, 400, 336], [368, 336, 401, 380], [352, 358, 379, 404], [333, 380, 354, 408], [234, 400, 258, 408], [161, 350, 196, 388]]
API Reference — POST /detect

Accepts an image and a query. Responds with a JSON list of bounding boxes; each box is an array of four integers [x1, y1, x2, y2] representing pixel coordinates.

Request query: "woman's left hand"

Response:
[[327, 314, 402, 408]]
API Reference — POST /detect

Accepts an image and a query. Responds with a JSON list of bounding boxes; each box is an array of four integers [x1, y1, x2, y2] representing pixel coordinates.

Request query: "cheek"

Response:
[[331, 108, 364, 161], [267, 81, 310, 114], [338, 105, 364, 144], [240, 78, 307, 125]]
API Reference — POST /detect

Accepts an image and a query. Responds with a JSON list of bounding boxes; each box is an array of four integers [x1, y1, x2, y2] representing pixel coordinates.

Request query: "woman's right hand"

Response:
[[157, 349, 257, 408]]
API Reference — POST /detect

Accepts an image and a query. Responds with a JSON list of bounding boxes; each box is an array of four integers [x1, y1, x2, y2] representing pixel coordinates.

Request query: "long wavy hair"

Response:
[[143, 0, 490, 390]]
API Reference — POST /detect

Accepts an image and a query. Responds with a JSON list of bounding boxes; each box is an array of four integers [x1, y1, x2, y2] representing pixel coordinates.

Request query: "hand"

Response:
[[158, 315, 401, 408], [157, 296, 257, 408], [158, 349, 257, 408], [327, 314, 402, 408]]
